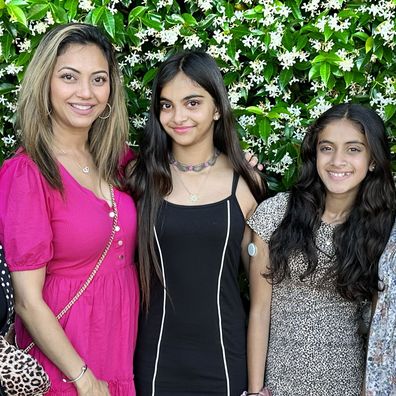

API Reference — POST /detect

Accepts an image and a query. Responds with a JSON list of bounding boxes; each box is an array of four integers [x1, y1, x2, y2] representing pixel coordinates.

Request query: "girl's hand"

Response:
[[75, 368, 110, 396], [244, 150, 264, 171]]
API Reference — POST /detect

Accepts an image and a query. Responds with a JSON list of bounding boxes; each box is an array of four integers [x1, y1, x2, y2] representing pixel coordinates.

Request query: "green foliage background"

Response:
[[1, 0, 396, 191]]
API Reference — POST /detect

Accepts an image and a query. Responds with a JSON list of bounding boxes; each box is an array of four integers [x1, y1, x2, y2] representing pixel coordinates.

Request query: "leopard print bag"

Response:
[[0, 335, 50, 396]]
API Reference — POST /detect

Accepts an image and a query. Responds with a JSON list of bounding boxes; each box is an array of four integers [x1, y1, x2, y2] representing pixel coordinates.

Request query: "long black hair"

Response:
[[127, 51, 266, 307], [268, 103, 395, 301]]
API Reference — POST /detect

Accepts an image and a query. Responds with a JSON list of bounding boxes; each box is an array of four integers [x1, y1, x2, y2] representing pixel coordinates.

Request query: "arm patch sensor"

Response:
[[247, 242, 257, 257]]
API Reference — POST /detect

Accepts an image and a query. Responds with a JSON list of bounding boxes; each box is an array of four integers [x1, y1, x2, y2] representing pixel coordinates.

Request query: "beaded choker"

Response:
[[169, 149, 221, 172]]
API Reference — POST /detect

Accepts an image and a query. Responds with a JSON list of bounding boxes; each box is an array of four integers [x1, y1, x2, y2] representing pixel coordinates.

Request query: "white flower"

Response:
[[17, 38, 31, 53], [158, 25, 181, 46], [2, 135, 17, 146], [264, 78, 281, 98], [5, 64, 23, 75], [269, 25, 284, 50], [124, 52, 141, 67], [183, 34, 203, 50], [309, 97, 332, 119], [339, 58, 354, 72], [79, 0, 94, 11], [198, 0, 213, 12], [238, 115, 256, 128], [155, 0, 172, 9]]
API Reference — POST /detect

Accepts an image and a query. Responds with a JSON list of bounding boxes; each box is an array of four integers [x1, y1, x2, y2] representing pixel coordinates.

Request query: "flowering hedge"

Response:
[[1, 0, 396, 191]]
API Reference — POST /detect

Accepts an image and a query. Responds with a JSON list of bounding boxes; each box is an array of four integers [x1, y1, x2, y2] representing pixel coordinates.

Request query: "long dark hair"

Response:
[[268, 103, 395, 301], [127, 51, 266, 307]]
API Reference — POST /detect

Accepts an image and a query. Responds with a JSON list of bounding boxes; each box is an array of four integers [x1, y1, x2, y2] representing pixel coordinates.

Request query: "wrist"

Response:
[[63, 363, 88, 384]]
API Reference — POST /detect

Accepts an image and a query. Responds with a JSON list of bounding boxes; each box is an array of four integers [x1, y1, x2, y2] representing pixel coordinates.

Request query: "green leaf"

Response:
[[27, 3, 50, 20], [6, 4, 27, 26], [320, 63, 331, 85], [102, 8, 115, 39], [223, 71, 239, 86], [258, 118, 271, 141], [263, 63, 274, 82], [246, 106, 264, 115], [92, 6, 105, 25], [227, 39, 237, 65], [182, 13, 197, 26], [279, 68, 293, 90], [384, 104, 396, 121], [65, 0, 78, 21], [352, 32, 369, 41], [365, 36, 374, 53], [6, 0, 27, 5], [49, 3, 68, 23], [0, 83, 16, 95], [128, 5, 147, 24], [199, 14, 216, 29], [141, 15, 162, 31], [308, 63, 320, 80], [142, 67, 157, 86], [343, 71, 354, 86], [296, 35, 308, 51], [324, 25, 333, 41]]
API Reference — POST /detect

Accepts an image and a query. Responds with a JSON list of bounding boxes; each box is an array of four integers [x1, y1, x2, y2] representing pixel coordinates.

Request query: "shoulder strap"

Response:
[[231, 171, 240, 196], [23, 185, 118, 353]]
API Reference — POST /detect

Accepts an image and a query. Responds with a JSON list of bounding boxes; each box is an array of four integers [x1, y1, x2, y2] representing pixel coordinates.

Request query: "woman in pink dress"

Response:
[[0, 23, 139, 395]]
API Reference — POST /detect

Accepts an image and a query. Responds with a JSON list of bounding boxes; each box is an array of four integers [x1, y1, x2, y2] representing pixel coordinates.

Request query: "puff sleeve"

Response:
[[0, 154, 53, 271], [246, 192, 289, 243]]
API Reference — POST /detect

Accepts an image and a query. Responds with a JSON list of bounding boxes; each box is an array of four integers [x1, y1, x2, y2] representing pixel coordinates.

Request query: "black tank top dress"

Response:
[[134, 173, 247, 396]]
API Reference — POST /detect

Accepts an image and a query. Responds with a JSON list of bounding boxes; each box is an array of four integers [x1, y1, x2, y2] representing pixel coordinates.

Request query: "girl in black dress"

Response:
[[129, 51, 266, 396]]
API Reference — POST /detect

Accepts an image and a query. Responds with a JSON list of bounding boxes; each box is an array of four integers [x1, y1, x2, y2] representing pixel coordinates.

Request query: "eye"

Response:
[[61, 73, 76, 82], [187, 100, 200, 108], [348, 146, 362, 153], [318, 145, 332, 152], [93, 76, 108, 86], [160, 101, 172, 111]]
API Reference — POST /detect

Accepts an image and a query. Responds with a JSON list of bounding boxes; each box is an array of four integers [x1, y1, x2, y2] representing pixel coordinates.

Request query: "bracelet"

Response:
[[62, 364, 88, 383]]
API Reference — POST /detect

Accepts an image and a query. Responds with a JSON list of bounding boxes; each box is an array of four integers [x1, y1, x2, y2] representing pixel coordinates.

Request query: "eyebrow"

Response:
[[56, 66, 109, 75], [160, 94, 205, 101], [318, 139, 366, 145]]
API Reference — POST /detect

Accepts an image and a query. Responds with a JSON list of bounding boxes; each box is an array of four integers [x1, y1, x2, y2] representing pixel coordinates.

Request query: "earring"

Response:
[[99, 103, 112, 120], [369, 163, 376, 171], [214, 113, 220, 121]]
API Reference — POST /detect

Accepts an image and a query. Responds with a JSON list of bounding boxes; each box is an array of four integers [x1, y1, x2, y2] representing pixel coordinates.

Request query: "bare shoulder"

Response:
[[236, 176, 258, 219]]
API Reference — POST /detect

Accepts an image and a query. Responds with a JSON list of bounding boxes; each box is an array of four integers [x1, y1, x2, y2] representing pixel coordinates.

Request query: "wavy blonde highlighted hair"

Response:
[[17, 23, 129, 190]]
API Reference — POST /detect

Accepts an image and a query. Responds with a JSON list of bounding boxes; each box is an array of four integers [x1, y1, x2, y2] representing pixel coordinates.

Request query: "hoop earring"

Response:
[[99, 103, 112, 120]]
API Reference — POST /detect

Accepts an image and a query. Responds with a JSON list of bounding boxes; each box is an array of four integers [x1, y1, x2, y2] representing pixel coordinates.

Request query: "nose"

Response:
[[76, 79, 93, 99], [172, 105, 187, 124], [330, 149, 347, 167]]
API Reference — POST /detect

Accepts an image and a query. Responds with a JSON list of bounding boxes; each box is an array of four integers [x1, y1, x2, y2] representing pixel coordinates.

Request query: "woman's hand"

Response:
[[75, 368, 110, 396], [244, 150, 264, 171]]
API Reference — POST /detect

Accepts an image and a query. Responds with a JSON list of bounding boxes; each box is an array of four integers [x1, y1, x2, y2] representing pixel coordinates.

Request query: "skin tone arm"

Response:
[[12, 268, 110, 396], [246, 232, 272, 393]]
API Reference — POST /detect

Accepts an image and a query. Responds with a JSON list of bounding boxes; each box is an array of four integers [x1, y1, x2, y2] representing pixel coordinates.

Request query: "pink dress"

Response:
[[0, 152, 139, 395]]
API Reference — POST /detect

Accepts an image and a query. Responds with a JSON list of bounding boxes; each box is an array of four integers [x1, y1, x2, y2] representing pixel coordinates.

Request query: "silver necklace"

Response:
[[169, 149, 220, 172], [58, 148, 90, 174], [175, 166, 212, 203]]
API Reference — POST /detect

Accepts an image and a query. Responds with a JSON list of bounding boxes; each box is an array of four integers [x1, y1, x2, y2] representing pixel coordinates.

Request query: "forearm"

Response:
[[247, 309, 270, 392], [16, 300, 85, 381]]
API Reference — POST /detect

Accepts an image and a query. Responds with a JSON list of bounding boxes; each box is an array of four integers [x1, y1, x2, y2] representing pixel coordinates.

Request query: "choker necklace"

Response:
[[58, 148, 90, 174], [169, 149, 220, 172]]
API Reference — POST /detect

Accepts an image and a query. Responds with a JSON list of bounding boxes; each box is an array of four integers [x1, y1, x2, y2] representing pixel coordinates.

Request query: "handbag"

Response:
[[1, 185, 118, 395], [0, 335, 50, 396]]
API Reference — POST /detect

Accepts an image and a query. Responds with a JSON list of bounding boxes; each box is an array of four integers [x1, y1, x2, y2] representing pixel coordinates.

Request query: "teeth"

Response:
[[329, 171, 350, 177], [71, 104, 92, 110]]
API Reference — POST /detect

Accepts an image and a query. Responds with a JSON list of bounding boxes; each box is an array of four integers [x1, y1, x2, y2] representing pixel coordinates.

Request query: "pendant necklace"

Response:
[[58, 148, 90, 174], [169, 148, 220, 172], [175, 165, 212, 203]]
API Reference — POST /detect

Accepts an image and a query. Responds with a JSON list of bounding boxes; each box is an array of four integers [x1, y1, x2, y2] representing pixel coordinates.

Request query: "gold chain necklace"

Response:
[[175, 166, 212, 203], [58, 147, 90, 174]]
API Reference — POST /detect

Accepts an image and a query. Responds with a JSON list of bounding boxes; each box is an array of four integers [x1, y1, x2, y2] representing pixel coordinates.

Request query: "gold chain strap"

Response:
[[24, 185, 118, 353]]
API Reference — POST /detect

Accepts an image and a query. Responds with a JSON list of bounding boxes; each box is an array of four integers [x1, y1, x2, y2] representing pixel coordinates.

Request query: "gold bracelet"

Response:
[[62, 364, 88, 383]]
